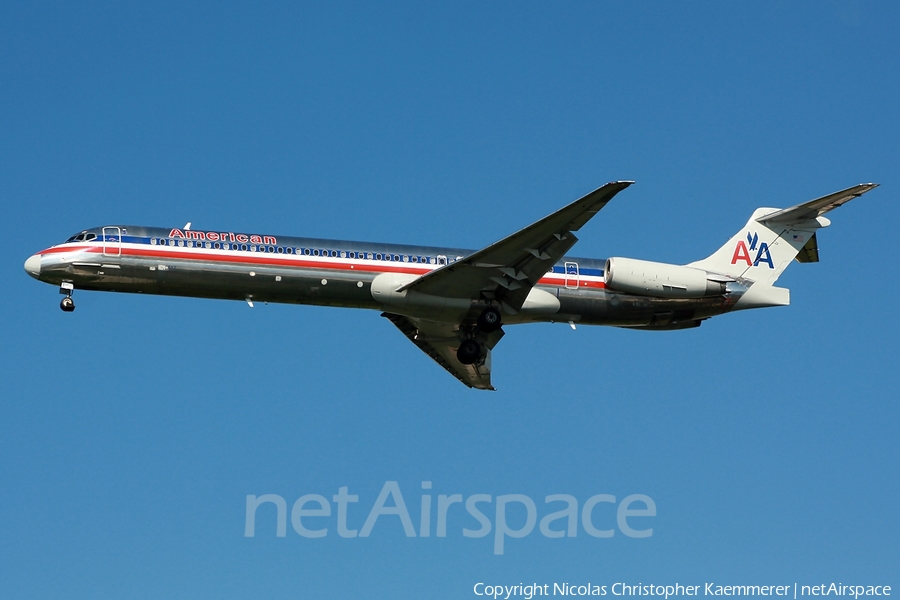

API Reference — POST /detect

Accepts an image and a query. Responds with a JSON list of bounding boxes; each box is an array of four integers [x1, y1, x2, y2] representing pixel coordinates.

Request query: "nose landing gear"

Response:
[[59, 282, 75, 312]]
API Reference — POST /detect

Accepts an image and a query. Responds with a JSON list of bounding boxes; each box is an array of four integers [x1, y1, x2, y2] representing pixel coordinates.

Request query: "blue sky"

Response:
[[2, 2, 898, 598]]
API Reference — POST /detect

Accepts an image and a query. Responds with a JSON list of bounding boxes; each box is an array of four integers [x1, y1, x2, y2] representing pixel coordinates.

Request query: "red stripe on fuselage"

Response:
[[40, 244, 607, 289], [37, 245, 94, 255]]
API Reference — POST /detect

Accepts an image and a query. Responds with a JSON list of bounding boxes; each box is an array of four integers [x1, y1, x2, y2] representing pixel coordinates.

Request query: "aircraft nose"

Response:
[[24, 254, 42, 279]]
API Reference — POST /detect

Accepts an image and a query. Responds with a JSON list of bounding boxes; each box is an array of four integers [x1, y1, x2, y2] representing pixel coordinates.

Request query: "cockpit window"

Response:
[[65, 232, 97, 243]]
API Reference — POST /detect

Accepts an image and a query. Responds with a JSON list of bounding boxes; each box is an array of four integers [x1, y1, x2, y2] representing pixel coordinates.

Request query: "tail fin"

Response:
[[688, 183, 877, 285]]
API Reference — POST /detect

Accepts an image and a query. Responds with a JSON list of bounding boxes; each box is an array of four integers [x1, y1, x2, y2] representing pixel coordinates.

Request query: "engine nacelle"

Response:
[[604, 257, 726, 299]]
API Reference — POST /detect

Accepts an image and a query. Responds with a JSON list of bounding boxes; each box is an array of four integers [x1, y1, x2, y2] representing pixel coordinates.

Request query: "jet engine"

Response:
[[604, 257, 726, 299]]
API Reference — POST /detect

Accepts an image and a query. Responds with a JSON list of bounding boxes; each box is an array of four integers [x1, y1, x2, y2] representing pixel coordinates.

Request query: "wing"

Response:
[[382, 312, 503, 390], [397, 181, 633, 313], [383, 181, 632, 389]]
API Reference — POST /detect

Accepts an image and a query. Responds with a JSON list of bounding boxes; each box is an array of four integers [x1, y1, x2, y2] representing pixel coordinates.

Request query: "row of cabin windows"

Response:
[[149, 237, 457, 265]]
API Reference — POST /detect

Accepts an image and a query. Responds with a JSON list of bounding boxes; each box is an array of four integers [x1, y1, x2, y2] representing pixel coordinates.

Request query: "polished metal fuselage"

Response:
[[27, 225, 735, 329]]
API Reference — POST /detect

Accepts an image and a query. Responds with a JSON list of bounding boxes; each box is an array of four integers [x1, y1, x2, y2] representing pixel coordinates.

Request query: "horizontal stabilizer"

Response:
[[690, 182, 876, 285], [795, 233, 819, 263], [758, 183, 878, 225]]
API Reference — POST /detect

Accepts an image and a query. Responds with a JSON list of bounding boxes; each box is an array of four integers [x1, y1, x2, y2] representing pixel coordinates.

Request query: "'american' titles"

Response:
[[168, 228, 277, 245]]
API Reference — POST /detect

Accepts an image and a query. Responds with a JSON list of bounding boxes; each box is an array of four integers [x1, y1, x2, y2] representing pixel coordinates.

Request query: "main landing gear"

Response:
[[457, 339, 481, 365], [59, 282, 75, 312], [456, 307, 503, 365], [476, 307, 502, 333]]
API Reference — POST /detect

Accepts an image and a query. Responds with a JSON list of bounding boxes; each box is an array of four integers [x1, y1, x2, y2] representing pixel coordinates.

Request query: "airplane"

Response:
[[24, 181, 877, 390]]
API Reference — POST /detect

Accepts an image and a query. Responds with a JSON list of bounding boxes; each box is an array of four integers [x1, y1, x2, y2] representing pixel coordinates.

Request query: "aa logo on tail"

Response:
[[731, 232, 773, 268]]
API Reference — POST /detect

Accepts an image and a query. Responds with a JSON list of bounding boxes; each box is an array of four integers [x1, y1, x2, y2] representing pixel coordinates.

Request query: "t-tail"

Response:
[[687, 183, 878, 309]]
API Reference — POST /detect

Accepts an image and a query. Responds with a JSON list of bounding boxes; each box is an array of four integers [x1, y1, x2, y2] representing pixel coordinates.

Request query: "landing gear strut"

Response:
[[59, 282, 75, 312], [457, 339, 481, 365]]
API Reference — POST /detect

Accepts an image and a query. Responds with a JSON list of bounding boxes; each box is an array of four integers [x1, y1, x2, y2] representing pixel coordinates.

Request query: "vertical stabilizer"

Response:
[[687, 209, 824, 285]]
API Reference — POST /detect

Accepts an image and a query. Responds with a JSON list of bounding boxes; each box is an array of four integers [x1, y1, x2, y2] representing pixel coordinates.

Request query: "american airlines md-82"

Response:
[[24, 182, 877, 389]]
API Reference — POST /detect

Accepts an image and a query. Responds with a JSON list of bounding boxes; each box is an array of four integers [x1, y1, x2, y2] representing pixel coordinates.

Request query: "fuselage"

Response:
[[24, 224, 732, 328]]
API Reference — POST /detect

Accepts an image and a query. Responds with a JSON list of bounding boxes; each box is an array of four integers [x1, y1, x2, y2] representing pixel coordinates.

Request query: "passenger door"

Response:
[[102, 227, 122, 257], [565, 261, 579, 289]]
